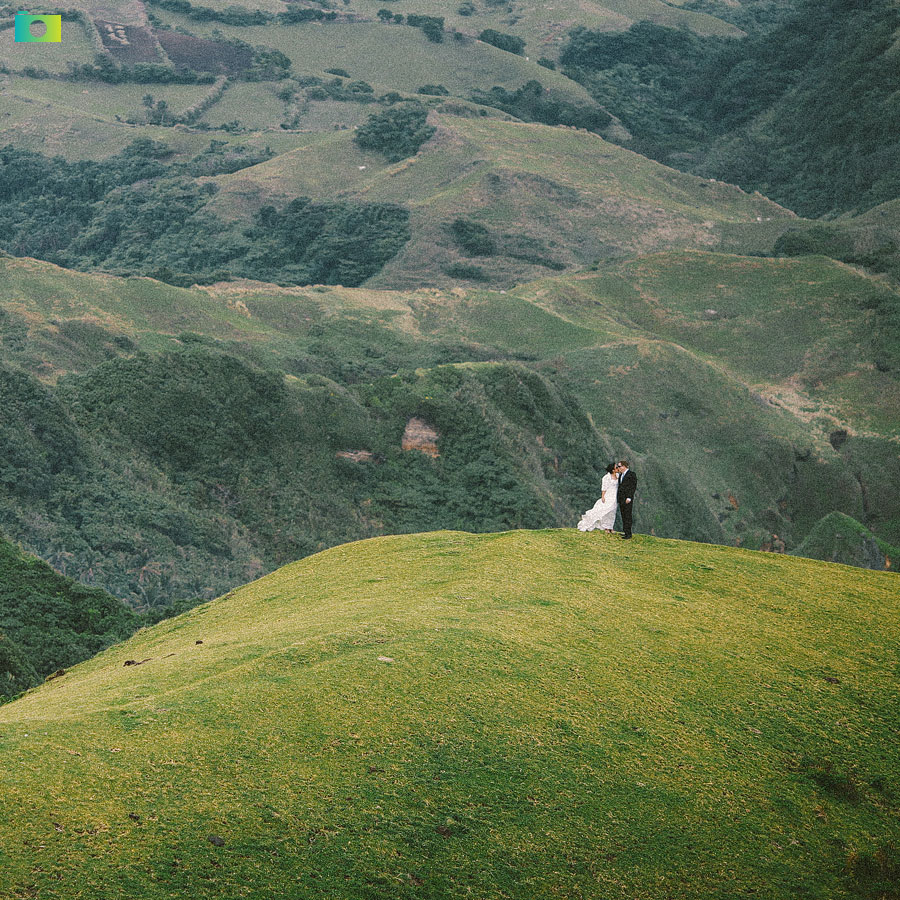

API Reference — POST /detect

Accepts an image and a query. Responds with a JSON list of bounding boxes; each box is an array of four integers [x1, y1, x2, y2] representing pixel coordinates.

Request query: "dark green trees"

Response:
[[353, 104, 436, 162], [0, 533, 140, 700], [479, 29, 525, 55]]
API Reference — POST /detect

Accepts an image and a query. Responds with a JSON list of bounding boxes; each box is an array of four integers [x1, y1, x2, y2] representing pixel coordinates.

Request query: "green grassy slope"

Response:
[[0, 529, 897, 898], [149, 17, 595, 103], [0, 96, 798, 290], [534, 252, 900, 433], [1, 248, 897, 609], [207, 112, 796, 289], [343, 0, 746, 46], [0, 73, 313, 159], [792, 512, 898, 572]]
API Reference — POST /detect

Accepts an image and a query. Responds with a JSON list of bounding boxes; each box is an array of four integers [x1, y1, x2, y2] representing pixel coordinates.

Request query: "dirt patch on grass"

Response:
[[336, 450, 374, 463], [402, 418, 439, 457]]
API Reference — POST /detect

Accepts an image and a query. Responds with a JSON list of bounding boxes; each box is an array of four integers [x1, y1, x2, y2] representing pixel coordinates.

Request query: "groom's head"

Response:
[[617, 460, 629, 472]]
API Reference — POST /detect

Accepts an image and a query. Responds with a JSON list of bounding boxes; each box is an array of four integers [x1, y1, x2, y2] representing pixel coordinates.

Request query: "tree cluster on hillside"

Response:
[[773, 224, 900, 292], [478, 29, 525, 55], [682, 0, 798, 32], [69, 53, 218, 85], [0, 143, 411, 287], [471, 80, 611, 133], [353, 104, 436, 161], [406, 14, 445, 43], [561, 0, 900, 217], [146, 0, 339, 26]]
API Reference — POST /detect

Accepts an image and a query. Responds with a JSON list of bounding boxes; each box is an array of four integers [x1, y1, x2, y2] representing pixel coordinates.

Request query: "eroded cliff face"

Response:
[[401, 418, 440, 458]]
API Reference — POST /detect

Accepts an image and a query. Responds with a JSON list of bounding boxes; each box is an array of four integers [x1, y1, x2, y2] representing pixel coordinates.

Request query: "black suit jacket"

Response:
[[618, 469, 637, 505]]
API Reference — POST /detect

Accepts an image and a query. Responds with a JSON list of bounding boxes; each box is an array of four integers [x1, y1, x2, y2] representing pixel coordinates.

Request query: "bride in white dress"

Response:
[[577, 463, 618, 533]]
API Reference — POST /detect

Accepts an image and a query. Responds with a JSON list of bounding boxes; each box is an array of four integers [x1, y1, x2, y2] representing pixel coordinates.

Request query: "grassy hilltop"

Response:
[[0, 530, 898, 898]]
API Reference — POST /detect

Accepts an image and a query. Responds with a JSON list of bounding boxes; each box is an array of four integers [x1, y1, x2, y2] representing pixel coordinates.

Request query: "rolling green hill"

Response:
[[205, 112, 795, 289], [0, 107, 797, 291], [792, 512, 898, 572], [0, 529, 897, 898], [1, 248, 897, 609]]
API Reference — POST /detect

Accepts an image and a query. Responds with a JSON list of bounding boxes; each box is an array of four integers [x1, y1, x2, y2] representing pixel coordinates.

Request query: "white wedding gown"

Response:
[[577, 472, 618, 532]]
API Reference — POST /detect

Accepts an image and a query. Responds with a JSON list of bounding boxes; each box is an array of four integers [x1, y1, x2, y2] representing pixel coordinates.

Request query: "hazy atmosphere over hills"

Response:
[[0, 0, 899, 895]]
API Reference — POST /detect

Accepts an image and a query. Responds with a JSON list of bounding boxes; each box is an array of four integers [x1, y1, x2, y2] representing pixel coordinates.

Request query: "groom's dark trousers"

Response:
[[618, 469, 637, 538]]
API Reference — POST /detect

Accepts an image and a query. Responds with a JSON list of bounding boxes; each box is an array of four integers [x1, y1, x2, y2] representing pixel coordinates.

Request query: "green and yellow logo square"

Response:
[[14, 13, 62, 42]]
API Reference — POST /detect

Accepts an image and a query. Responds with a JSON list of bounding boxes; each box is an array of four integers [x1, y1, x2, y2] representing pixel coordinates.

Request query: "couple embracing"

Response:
[[577, 460, 637, 539]]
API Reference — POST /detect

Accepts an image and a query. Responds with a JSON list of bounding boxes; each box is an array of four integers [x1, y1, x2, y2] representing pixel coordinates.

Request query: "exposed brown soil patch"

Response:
[[336, 450, 374, 463], [401, 418, 439, 457], [155, 30, 252, 73]]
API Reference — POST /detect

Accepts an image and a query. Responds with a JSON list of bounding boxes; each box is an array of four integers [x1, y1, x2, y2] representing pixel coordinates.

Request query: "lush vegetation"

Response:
[[0, 0, 897, 696], [0, 532, 139, 700], [353, 103, 436, 161], [774, 224, 900, 285], [0, 529, 897, 897], [147, 0, 339, 26], [69, 55, 219, 85], [561, 0, 900, 216], [792, 512, 898, 571], [472, 79, 611, 132], [479, 28, 525, 55], [0, 143, 411, 286], [0, 5, 896, 895], [1, 247, 897, 614], [449, 218, 497, 256], [0, 324, 610, 607], [406, 13, 445, 43]]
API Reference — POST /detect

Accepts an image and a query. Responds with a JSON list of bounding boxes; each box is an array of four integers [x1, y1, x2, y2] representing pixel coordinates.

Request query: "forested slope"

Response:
[[1, 250, 897, 610], [562, 0, 900, 217], [0, 532, 139, 699]]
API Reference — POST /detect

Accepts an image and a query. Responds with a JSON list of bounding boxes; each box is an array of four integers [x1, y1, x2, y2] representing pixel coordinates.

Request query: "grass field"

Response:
[[2, 74, 212, 121], [543, 251, 900, 424], [0, 17, 96, 72], [340, 0, 743, 49], [203, 112, 797, 289], [197, 80, 286, 130], [0, 78, 316, 159], [0, 529, 896, 898], [149, 16, 596, 103]]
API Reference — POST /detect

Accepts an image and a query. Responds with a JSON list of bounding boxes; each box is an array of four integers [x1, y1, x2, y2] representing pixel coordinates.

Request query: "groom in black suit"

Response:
[[615, 460, 637, 539]]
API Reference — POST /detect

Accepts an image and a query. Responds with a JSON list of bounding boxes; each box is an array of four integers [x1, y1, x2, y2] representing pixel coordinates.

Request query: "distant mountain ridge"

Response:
[[560, 0, 900, 218]]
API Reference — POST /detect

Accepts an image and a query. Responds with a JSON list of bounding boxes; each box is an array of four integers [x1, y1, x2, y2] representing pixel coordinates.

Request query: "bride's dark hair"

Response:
[[605, 462, 616, 474]]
